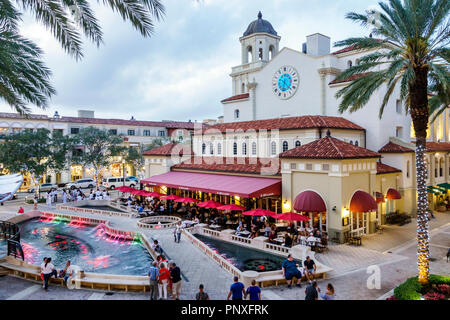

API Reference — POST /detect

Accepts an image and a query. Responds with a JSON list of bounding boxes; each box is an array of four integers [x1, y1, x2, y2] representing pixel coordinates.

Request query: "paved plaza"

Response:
[[0, 197, 449, 300]]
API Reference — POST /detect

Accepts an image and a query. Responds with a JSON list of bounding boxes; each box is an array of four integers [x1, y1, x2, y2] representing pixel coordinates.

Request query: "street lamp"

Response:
[[122, 159, 126, 186]]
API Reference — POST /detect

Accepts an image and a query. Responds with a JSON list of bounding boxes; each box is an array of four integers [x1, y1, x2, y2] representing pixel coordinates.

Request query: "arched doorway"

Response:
[[349, 190, 377, 236], [293, 190, 327, 232]]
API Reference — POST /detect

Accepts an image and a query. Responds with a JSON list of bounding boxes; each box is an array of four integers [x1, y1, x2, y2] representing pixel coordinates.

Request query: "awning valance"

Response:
[[350, 191, 377, 213], [141, 172, 281, 198], [386, 188, 402, 200], [293, 190, 326, 212]]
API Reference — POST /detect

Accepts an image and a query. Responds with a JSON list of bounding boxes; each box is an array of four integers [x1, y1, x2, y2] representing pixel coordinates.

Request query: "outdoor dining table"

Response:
[[306, 236, 321, 246], [273, 238, 285, 245]]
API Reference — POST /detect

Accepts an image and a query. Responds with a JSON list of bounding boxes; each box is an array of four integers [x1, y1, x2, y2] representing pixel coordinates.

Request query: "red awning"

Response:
[[386, 188, 402, 200], [350, 191, 378, 213], [141, 172, 281, 198], [293, 191, 327, 212], [375, 192, 385, 203]]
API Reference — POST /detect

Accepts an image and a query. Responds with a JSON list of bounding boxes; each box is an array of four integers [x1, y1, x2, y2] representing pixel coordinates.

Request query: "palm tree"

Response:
[[0, 0, 165, 114], [334, 0, 449, 285]]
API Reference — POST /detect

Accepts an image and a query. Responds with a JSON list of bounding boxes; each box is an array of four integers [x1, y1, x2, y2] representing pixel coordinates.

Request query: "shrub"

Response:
[[393, 274, 450, 300], [25, 198, 46, 204]]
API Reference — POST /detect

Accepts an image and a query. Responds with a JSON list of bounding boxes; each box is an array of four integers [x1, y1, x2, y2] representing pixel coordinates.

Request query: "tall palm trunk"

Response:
[[410, 66, 430, 284]]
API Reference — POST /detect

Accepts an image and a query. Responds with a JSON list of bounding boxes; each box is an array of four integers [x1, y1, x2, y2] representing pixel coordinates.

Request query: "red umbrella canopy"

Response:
[[147, 192, 164, 198], [197, 200, 223, 208], [129, 188, 141, 195], [217, 204, 246, 211], [242, 208, 277, 217], [175, 197, 199, 203], [273, 212, 310, 221], [161, 195, 181, 200], [116, 186, 134, 193]]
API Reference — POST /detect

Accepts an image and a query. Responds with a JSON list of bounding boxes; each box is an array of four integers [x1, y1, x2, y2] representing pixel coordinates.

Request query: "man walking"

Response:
[[148, 261, 159, 300], [175, 222, 183, 243], [170, 262, 182, 300], [227, 276, 246, 301]]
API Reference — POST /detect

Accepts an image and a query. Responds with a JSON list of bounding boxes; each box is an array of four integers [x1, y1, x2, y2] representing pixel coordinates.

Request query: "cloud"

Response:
[[0, 0, 377, 121]]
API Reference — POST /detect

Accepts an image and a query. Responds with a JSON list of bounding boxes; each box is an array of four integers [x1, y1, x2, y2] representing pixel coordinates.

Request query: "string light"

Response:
[[416, 144, 430, 284]]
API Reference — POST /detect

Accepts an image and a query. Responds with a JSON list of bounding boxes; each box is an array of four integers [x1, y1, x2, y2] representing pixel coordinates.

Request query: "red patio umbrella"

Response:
[[161, 194, 181, 200], [175, 197, 199, 203], [116, 186, 134, 193], [217, 204, 246, 211], [242, 208, 277, 217], [197, 200, 223, 208], [147, 192, 165, 198], [273, 212, 310, 221]]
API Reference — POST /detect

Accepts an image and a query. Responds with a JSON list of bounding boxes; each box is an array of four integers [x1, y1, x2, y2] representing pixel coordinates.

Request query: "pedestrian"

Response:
[[148, 261, 159, 300], [227, 276, 246, 301], [304, 281, 319, 300], [246, 280, 261, 300], [303, 256, 317, 282], [62, 190, 67, 204], [41, 257, 57, 291], [175, 222, 183, 243], [152, 239, 163, 254], [17, 207, 24, 214], [33, 196, 38, 210], [318, 283, 335, 300], [40, 257, 47, 288], [196, 284, 210, 300], [282, 254, 302, 288], [170, 262, 182, 300], [158, 262, 170, 300]]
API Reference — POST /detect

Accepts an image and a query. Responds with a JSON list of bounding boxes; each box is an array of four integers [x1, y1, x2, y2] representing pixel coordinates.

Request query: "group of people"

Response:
[[148, 258, 183, 300], [39, 258, 74, 291], [40, 188, 111, 207]]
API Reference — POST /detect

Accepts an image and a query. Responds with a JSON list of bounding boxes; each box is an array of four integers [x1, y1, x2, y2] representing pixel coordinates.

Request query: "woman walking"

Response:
[[158, 262, 170, 300], [41, 257, 57, 291]]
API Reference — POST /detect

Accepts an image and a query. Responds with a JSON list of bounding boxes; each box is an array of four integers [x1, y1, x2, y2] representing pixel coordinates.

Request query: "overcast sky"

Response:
[[1, 0, 379, 122]]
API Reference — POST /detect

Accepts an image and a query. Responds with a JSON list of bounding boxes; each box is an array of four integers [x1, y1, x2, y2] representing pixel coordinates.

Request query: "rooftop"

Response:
[[203, 115, 364, 133], [172, 156, 281, 176], [221, 93, 250, 104], [279, 135, 380, 160], [243, 12, 278, 37], [376, 162, 402, 175], [143, 142, 191, 157], [378, 141, 414, 153]]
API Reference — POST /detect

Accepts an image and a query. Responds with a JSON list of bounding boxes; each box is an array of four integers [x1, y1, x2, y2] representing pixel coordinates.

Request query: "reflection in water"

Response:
[[19, 218, 152, 276], [194, 234, 293, 272]]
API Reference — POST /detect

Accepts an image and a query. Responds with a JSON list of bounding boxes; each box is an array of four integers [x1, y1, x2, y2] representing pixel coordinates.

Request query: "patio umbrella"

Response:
[[273, 212, 310, 221], [197, 200, 223, 208], [175, 197, 199, 203], [242, 208, 277, 217], [146, 192, 164, 198], [217, 204, 246, 211], [116, 186, 134, 193], [161, 194, 181, 200]]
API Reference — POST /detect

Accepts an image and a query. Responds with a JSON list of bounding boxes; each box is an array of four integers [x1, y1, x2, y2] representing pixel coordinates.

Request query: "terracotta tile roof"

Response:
[[378, 142, 414, 153], [424, 142, 450, 152], [332, 44, 359, 55], [279, 136, 380, 159], [59, 117, 197, 129], [172, 157, 281, 176], [329, 72, 371, 85], [0, 112, 198, 129], [143, 143, 192, 156], [203, 115, 364, 133], [377, 162, 402, 175], [221, 93, 250, 103]]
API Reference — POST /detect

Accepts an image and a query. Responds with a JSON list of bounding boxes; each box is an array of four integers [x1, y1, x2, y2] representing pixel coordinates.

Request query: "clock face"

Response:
[[272, 66, 299, 100]]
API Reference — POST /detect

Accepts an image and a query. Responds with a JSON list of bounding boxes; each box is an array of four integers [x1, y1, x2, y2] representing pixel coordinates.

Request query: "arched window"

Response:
[[347, 60, 353, 68], [242, 143, 247, 155], [435, 158, 438, 178], [269, 45, 275, 60], [349, 140, 354, 145], [439, 158, 444, 177], [234, 109, 240, 119], [233, 142, 237, 155], [241, 83, 245, 94], [217, 143, 222, 155], [282, 141, 289, 152], [355, 59, 360, 65], [406, 160, 410, 178], [209, 143, 214, 155], [252, 142, 257, 155], [202, 143, 206, 155], [295, 140, 301, 148], [271, 141, 277, 156], [247, 46, 253, 63], [258, 48, 263, 60], [355, 141, 359, 146]]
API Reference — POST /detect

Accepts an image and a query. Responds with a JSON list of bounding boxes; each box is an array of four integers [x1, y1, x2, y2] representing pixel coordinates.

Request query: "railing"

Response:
[[1, 221, 24, 260], [264, 243, 290, 254]]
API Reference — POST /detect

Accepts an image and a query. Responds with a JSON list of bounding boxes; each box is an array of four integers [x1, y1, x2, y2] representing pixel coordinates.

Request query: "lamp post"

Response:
[[122, 159, 126, 187]]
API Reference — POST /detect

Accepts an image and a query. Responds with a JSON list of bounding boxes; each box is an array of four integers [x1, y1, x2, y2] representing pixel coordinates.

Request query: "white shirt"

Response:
[[41, 262, 55, 274]]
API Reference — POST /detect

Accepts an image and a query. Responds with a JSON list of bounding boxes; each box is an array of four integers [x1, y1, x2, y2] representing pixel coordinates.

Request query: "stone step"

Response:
[[0, 266, 10, 276]]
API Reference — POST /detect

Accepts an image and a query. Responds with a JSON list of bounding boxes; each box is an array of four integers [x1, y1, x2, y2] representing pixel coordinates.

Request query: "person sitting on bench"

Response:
[[303, 256, 317, 282]]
